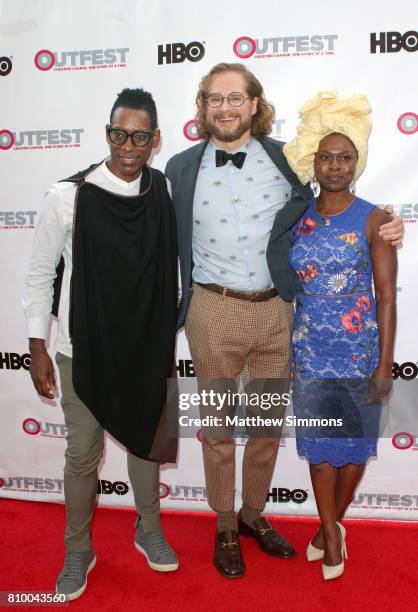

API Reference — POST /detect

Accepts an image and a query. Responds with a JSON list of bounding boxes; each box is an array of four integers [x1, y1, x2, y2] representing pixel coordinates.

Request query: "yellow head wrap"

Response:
[[283, 90, 372, 186]]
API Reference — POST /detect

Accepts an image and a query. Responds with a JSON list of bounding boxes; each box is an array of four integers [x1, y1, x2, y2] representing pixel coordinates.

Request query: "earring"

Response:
[[310, 177, 320, 198], [349, 180, 356, 195]]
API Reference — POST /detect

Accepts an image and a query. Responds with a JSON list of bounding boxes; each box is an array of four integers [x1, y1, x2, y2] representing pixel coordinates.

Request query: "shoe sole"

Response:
[[134, 542, 179, 572], [56, 555, 97, 601]]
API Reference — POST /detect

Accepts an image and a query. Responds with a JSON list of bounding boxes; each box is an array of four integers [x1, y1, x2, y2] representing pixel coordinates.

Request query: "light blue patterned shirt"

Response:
[[192, 138, 293, 290]]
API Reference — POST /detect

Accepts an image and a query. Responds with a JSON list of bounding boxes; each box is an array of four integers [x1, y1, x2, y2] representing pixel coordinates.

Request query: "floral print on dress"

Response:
[[299, 216, 318, 235], [337, 232, 359, 245], [289, 197, 381, 467], [326, 273, 348, 293], [297, 263, 319, 283], [341, 308, 364, 333], [356, 295, 372, 312]]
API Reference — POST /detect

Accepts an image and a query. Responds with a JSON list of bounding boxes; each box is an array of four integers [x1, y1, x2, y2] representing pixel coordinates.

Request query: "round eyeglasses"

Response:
[[205, 92, 249, 108], [106, 126, 154, 147]]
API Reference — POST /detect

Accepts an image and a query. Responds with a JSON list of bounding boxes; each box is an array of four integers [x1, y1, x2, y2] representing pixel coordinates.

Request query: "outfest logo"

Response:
[[352, 492, 418, 510], [397, 112, 417, 135], [233, 34, 338, 60], [34, 47, 129, 72], [0, 128, 84, 151], [183, 120, 201, 141], [0, 211, 37, 230], [22, 418, 67, 439], [392, 432, 418, 451], [0, 476, 64, 493], [159, 482, 208, 502]]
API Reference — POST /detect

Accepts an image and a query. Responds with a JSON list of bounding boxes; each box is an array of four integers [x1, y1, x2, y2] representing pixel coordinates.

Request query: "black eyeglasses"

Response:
[[106, 126, 154, 147], [205, 92, 249, 108]]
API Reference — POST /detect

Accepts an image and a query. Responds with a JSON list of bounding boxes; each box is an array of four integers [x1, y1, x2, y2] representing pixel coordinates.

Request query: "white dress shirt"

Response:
[[192, 138, 293, 290], [23, 160, 143, 357]]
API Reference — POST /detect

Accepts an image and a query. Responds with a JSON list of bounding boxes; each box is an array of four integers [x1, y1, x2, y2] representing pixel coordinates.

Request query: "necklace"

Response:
[[136, 163, 152, 197], [314, 196, 356, 225]]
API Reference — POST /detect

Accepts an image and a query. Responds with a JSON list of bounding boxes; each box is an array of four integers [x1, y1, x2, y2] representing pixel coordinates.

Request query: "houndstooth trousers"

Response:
[[185, 283, 294, 513]]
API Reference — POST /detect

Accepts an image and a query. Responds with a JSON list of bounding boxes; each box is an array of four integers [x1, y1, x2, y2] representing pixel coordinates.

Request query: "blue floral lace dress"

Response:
[[289, 197, 381, 467]]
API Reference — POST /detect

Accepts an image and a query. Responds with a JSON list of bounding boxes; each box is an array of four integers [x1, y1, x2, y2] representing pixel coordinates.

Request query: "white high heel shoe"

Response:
[[306, 539, 324, 561], [322, 521, 347, 581]]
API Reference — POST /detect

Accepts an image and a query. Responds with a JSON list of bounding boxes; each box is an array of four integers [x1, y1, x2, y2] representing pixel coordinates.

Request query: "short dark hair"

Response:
[[109, 88, 158, 129]]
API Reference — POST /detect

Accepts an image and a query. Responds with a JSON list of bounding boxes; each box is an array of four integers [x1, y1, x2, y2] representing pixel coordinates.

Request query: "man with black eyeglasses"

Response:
[[23, 88, 179, 601]]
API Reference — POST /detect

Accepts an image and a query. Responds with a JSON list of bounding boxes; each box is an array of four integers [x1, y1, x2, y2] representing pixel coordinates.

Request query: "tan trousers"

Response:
[[56, 352, 161, 551], [185, 284, 293, 513]]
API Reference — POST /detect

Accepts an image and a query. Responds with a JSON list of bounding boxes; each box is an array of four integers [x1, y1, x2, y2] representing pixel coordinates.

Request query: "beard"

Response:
[[205, 112, 253, 142]]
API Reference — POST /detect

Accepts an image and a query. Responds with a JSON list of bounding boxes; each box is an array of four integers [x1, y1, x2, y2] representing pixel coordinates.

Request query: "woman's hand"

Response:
[[366, 208, 397, 405], [367, 363, 393, 404]]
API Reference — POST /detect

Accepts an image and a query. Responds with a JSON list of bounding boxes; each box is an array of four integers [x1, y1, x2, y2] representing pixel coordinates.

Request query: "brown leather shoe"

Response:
[[237, 511, 296, 558], [213, 530, 245, 578]]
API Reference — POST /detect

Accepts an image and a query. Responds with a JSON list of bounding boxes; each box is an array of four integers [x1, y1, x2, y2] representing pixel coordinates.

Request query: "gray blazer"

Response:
[[165, 136, 312, 328]]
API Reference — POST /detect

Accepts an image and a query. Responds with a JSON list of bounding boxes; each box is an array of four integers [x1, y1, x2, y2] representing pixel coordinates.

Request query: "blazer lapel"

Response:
[[175, 140, 209, 273], [180, 140, 209, 207], [257, 137, 310, 242]]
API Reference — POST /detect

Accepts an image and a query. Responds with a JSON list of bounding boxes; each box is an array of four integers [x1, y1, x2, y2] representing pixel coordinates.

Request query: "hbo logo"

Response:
[[370, 31, 418, 53], [0, 57, 12, 76], [267, 488, 308, 504], [158, 41, 205, 65], [0, 352, 31, 370], [392, 362, 418, 380], [97, 480, 129, 495]]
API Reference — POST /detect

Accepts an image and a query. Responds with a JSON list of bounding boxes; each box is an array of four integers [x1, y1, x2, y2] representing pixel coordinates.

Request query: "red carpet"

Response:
[[0, 499, 416, 611]]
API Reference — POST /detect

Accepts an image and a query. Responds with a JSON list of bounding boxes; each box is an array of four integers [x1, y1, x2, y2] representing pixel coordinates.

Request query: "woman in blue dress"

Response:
[[284, 92, 397, 580]]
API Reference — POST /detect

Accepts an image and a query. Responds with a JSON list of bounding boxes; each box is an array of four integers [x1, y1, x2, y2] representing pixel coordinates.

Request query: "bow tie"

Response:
[[215, 149, 247, 169]]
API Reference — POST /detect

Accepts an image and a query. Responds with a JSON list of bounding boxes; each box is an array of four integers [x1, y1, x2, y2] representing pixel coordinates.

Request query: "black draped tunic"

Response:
[[62, 162, 178, 461]]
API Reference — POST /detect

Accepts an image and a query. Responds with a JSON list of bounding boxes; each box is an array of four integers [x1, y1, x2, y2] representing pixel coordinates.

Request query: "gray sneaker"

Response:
[[56, 549, 96, 601], [134, 517, 179, 572]]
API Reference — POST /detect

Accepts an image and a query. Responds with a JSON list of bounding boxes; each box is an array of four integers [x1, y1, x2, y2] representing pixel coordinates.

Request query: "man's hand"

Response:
[[29, 338, 56, 399], [379, 205, 404, 246]]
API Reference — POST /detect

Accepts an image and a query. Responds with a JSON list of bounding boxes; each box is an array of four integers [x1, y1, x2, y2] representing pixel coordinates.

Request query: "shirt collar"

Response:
[[102, 158, 141, 190], [209, 136, 252, 155]]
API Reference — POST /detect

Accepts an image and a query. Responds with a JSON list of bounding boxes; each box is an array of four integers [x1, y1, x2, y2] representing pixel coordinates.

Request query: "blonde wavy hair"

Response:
[[195, 63, 275, 139]]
